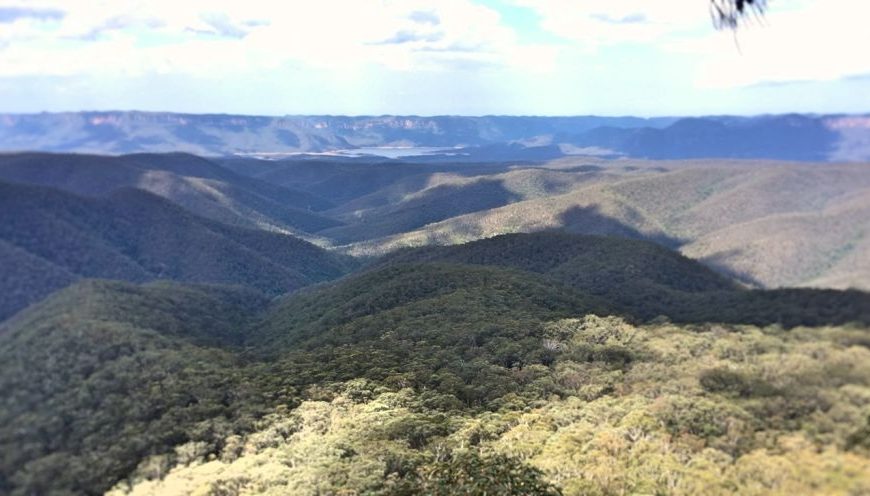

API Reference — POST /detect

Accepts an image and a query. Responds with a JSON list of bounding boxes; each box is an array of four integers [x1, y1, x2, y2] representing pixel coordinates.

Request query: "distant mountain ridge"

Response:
[[0, 152, 341, 234], [3, 112, 869, 161], [3, 150, 869, 291], [337, 161, 870, 291]]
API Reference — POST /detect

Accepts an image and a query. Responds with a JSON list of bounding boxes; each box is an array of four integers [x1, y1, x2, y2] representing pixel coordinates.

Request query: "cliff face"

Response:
[[1, 111, 868, 161], [0, 113, 677, 156]]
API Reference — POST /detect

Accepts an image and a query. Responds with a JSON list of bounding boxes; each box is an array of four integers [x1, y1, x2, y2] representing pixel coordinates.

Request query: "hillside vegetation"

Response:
[[4, 151, 868, 291], [2, 232, 870, 495], [321, 168, 609, 243], [0, 152, 340, 234], [3, 271, 870, 494], [0, 281, 272, 495], [3, 151, 870, 495], [0, 181, 355, 321], [373, 233, 870, 326], [113, 316, 870, 496], [331, 160, 870, 291]]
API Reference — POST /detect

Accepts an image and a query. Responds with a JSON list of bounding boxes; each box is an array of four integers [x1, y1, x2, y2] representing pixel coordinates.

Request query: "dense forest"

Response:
[[2, 232, 870, 495], [3, 0, 869, 492], [4, 152, 870, 292], [1, 152, 870, 495]]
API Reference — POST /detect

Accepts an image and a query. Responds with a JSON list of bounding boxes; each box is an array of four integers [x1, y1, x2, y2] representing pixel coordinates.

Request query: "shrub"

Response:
[[393, 451, 562, 496], [699, 368, 777, 398]]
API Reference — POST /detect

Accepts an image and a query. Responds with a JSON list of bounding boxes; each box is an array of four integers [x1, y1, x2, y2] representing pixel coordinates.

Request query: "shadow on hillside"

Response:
[[246, 159, 516, 205], [406, 178, 524, 217], [559, 164, 604, 173], [321, 177, 526, 243], [558, 205, 683, 249], [695, 249, 766, 288]]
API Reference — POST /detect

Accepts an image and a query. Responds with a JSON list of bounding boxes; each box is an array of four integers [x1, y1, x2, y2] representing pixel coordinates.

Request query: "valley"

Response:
[[1, 149, 869, 495], [5, 0, 870, 493]]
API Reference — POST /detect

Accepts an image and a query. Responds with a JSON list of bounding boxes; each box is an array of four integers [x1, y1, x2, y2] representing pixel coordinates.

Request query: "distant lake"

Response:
[[335, 146, 461, 158]]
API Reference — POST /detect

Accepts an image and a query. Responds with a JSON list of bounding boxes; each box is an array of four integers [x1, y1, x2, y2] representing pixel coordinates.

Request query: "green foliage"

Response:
[[321, 167, 593, 244], [0, 239, 77, 322], [334, 160, 870, 293], [699, 367, 777, 398], [0, 180, 356, 320], [847, 415, 870, 452], [111, 311, 870, 496], [3, 231, 870, 495], [373, 232, 870, 327], [380, 231, 735, 293], [394, 452, 562, 496], [0, 281, 273, 495], [0, 152, 340, 232], [249, 261, 609, 352]]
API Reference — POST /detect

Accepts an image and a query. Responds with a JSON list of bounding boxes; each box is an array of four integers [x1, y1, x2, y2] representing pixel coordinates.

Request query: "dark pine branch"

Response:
[[711, 0, 768, 29]]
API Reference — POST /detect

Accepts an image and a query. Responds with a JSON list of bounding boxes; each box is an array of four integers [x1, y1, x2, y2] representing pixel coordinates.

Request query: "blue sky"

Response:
[[0, 0, 868, 116]]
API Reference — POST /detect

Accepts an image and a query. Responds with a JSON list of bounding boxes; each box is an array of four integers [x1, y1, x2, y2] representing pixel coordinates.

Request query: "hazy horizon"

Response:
[[1, 0, 869, 116], [3, 109, 869, 119], [4, 3, 870, 494]]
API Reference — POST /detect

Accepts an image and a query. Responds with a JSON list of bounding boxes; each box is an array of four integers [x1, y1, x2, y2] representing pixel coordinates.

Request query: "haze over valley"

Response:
[[3, 112, 870, 162], [3, 1, 870, 495]]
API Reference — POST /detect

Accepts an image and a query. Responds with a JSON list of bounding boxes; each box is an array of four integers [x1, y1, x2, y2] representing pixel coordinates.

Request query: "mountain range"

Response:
[[2, 152, 869, 296], [2, 147, 870, 495], [220, 154, 870, 291], [3, 112, 870, 161]]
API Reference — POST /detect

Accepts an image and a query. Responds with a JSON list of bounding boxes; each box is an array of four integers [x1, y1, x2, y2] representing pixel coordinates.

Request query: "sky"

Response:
[[0, 0, 868, 116]]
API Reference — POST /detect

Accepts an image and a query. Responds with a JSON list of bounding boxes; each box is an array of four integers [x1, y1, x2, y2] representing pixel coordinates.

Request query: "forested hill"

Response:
[[0, 152, 340, 234], [377, 232, 738, 292], [367, 232, 870, 327], [0, 281, 273, 495], [0, 180, 356, 321], [2, 152, 870, 494], [2, 232, 870, 494], [3, 152, 870, 291]]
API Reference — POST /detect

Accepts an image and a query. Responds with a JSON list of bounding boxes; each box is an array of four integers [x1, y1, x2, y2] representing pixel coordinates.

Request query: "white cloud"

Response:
[[1, 0, 868, 114], [510, 0, 709, 47], [513, 0, 870, 89], [679, 0, 870, 88], [0, 0, 546, 77]]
